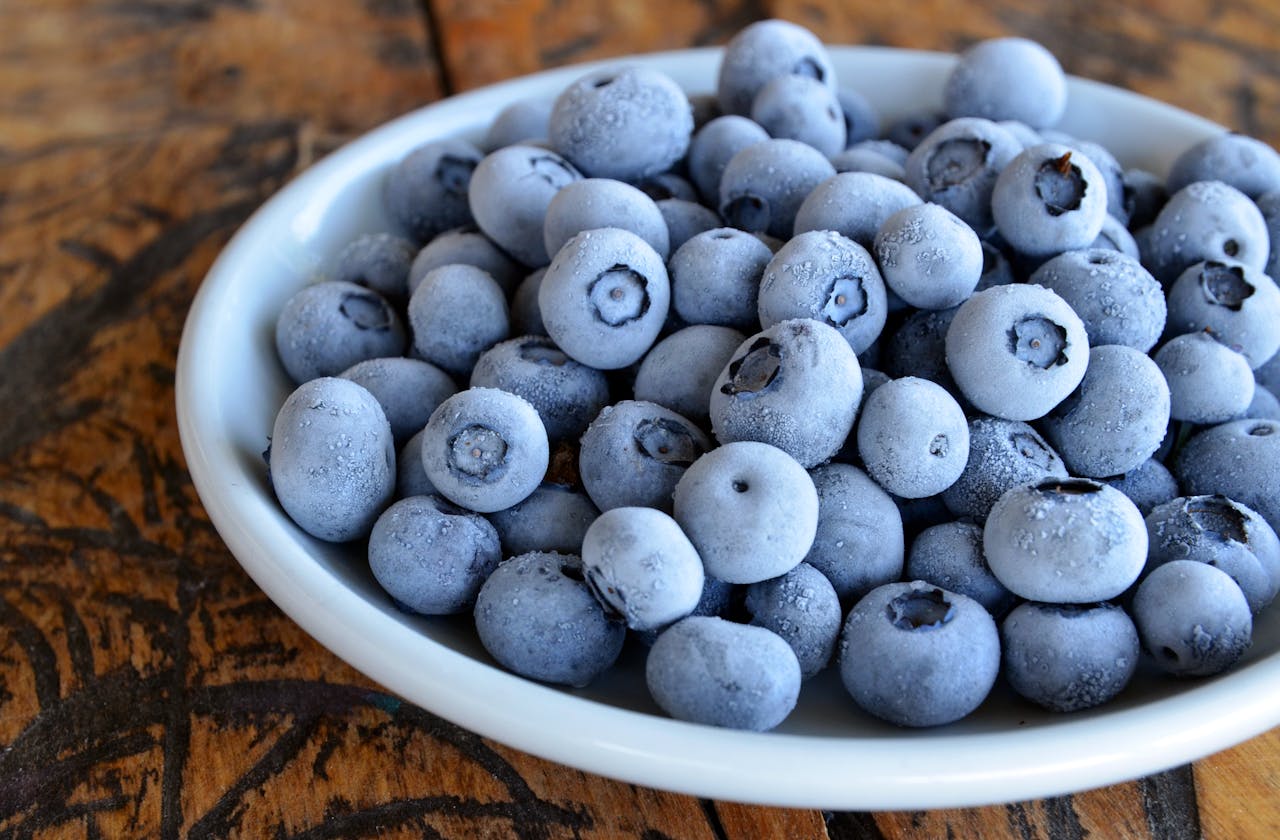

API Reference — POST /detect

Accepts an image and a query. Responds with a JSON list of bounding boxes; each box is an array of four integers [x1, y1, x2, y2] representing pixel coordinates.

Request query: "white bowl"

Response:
[[176, 46, 1279, 810]]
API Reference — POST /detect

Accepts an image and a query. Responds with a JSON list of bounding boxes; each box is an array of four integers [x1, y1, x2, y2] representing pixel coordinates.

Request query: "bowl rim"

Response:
[[175, 44, 1279, 811]]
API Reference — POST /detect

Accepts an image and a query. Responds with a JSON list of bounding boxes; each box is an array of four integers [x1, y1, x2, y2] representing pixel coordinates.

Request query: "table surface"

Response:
[[3, 1, 1280, 837]]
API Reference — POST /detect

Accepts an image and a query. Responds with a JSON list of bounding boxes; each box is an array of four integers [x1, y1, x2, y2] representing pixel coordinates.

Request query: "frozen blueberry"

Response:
[[837, 87, 881, 146], [1141, 180, 1270, 285], [1123, 168, 1168, 231], [1244, 384, 1280, 420], [419, 387, 548, 514], [1257, 348, 1280, 397], [718, 139, 836, 239], [976, 239, 1017, 292], [751, 74, 846, 157], [268, 377, 396, 543], [510, 268, 548, 336], [406, 264, 509, 377], [992, 143, 1110, 258], [1165, 261, 1280, 369], [1167, 133, 1280, 199], [1255, 190, 1280, 282], [830, 146, 907, 181], [468, 144, 581, 267], [710, 319, 863, 469], [1092, 214, 1141, 259], [995, 119, 1043, 149], [639, 172, 699, 203], [474, 551, 625, 687], [657, 198, 723, 254], [804, 463, 905, 604], [874, 203, 984, 310], [550, 65, 692, 182], [944, 37, 1067, 128], [757, 230, 888, 356], [906, 521, 1017, 618], [904, 117, 1022, 235], [1131, 560, 1252, 678], [687, 115, 771, 204], [538, 227, 670, 370], [885, 110, 947, 151], [984, 479, 1148, 603], [839, 581, 1000, 727], [482, 98, 552, 151], [1175, 419, 1280, 535], [1041, 345, 1171, 478], [669, 227, 772, 330], [275, 281, 407, 384], [1001, 602, 1139, 712], [407, 227, 524, 296], [581, 507, 704, 631], [793, 171, 922, 249], [1101, 457, 1180, 516], [1153, 331, 1255, 424], [334, 232, 416, 304], [634, 325, 746, 426], [543, 178, 670, 262], [716, 18, 835, 116], [368, 494, 501, 615], [646, 616, 801, 731], [339, 356, 458, 446], [384, 138, 482, 243], [1062, 137, 1128, 225], [881, 307, 964, 402], [396, 427, 437, 499], [945, 283, 1090, 421], [857, 377, 969, 499], [1028, 249, 1166, 352], [744, 562, 842, 678], [487, 482, 599, 556], [941, 415, 1067, 522], [673, 441, 819, 584], [578, 400, 710, 514]]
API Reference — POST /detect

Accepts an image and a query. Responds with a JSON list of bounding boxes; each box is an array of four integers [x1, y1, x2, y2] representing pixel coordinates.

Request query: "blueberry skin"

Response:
[[984, 479, 1148, 603], [669, 227, 773, 330], [1165, 261, 1280, 369], [858, 377, 970, 499], [1141, 180, 1270, 285], [1101, 457, 1180, 516], [1028, 249, 1166, 353], [468, 144, 581, 267], [976, 239, 1017, 292], [1167, 133, 1280, 200], [830, 147, 906, 182], [510, 268, 548, 337], [1131, 559, 1252, 678], [578, 400, 711, 514], [1092, 214, 1141, 260], [1153, 332, 1255, 424], [839, 581, 1001, 728], [945, 283, 1090, 421], [745, 562, 842, 678], [1123, 169, 1169, 231], [716, 19, 835, 116], [634, 325, 746, 426], [543, 178, 670, 262], [1175, 418, 1280, 534], [996, 119, 1044, 150], [396, 427, 437, 500], [646, 616, 801, 731], [673, 441, 819, 584], [904, 117, 1022, 236], [687, 115, 771, 205], [408, 227, 524, 296], [885, 110, 947, 151], [750, 74, 846, 157], [1062, 137, 1129, 226], [757, 230, 888, 356], [710, 318, 863, 469], [804, 463, 905, 604], [1256, 346, 1280, 397], [639, 172, 700, 203], [1245, 384, 1280, 420], [368, 494, 501, 615], [487, 482, 599, 556], [793, 171, 922, 250], [333, 232, 416, 304], [941, 415, 1068, 522], [906, 521, 1017, 618], [538, 227, 670, 370], [275, 281, 407, 384], [992, 143, 1110, 258], [874, 203, 984, 310], [469, 335, 610, 444], [631, 576, 736, 649], [339, 356, 458, 447], [550, 65, 692, 183], [1041, 345, 1171, 478], [1255, 190, 1280, 282], [406, 264, 510, 378], [581, 507, 705, 631], [837, 88, 881, 146], [718, 139, 836, 239], [384, 138, 482, 243], [474, 551, 625, 687], [419, 388, 549, 514], [482, 98, 552, 151], [657, 199, 723, 254], [269, 377, 396, 543], [944, 37, 1067, 128], [1001, 602, 1139, 712], [882, 307, 964, 403]]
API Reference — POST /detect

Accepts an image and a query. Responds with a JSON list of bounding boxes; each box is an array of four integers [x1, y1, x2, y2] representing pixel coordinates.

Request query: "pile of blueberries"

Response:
[[267, 19, 1280, 732]]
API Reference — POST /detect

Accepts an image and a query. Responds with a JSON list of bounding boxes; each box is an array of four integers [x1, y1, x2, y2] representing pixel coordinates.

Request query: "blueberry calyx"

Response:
[[633, 417, 703, 466], [792, 56, 826, 82], [721, 338, 782, 397], [1249, 423, 1276, 437], [529, 154, 578, 188], [822, 276, 869, 327], [1011, 431, 1055, 469], [887, 588, 954, 630], [928, 434, 950, 458], [1035, 477, 1103, 495], [447, 425, 509, 481], [925, 137, 991, 191], [1199, 262, 1254, 311], [518, 337, 570, 366], [1035, 152, 1086, 216], [435, 154, 477, 196], [722, 194, 771, 232], [339, 291, 393, 331], [1187, 496, 1250, 543], [1009, 315, 1068, 368], [589, 266, 650, 326]]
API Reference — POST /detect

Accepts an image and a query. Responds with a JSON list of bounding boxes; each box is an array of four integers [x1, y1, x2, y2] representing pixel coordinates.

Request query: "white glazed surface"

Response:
[[176, 46, 1279, 810]]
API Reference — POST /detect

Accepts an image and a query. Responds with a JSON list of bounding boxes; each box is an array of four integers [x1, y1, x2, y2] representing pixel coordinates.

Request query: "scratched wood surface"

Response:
[[2, 1, 1279, 837]]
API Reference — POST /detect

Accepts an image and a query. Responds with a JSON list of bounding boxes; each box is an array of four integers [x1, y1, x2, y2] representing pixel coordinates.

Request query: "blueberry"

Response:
[[995, 119, 1043, 150], [716, 19, 835, 116], [744, 562, 842, 678], [944, 37, 1067, 128], [368, 494, 501, 615], [510, 268, 548, 336], [339, 356, 458, 446], [487, 482, 599, 556], [468, 144, 581, 267], [992, 143, 1110, 258], [1167, 133, 1280, 200], [906, 521, 1017, 618], [1255, 190, 1280, 282], [268, 377, 396, 543], [830, 146, 907, 182], [1092, 214, 1141, 259], [1131, 560, 1252, 678], [406, 264, 510, 378], [1244, 384, 1280, 420], [836, 87, 881, 146], [1153, 331, 1255, 424], [384, 138, 482, 243], [885, 110, 947, 151], [718, 139, 836, 239], [874, 203, 984, 310], [804, 463, 905, 604], [408, 227, 524, 296], [750, 74, 846, 157], [474, 551, 625, 687], [578, 400, 710, 514], [396, 427, 437, 500], [275, 281, 407, 384], [1141, 180, 1270, 285], [1165, 261, 1280, 369], [1122, 168, 1168, 231], [333, 232, 416, 304], [656, 198, 723, 254], [638, 172, 700, 203], [1100, 457, 1180, 517], [976, 239, 1017, 292], [633, 325, 746, 426], [673, 441, 819, 584], [882, 307, 965, 403], [903, 117, 1022, 236], [838, 581, 1001, 727], [1028, 249, 1166, 352], [482, 98, 553, 151], [857, 377, 969, 499], [792, 171, 922, 250], [669, 227, 773, 330], [543, 178, 670, 262], [1057, 137, 1128, 225], [646, 616, 801, 731], [686, 115, 771, 205], [941, 415, 1068, 522], [1175, 418, 1280, 534]]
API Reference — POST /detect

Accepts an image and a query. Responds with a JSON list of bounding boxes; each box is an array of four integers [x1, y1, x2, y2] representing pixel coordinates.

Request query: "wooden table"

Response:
[[3, 2, 1279, 837]]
